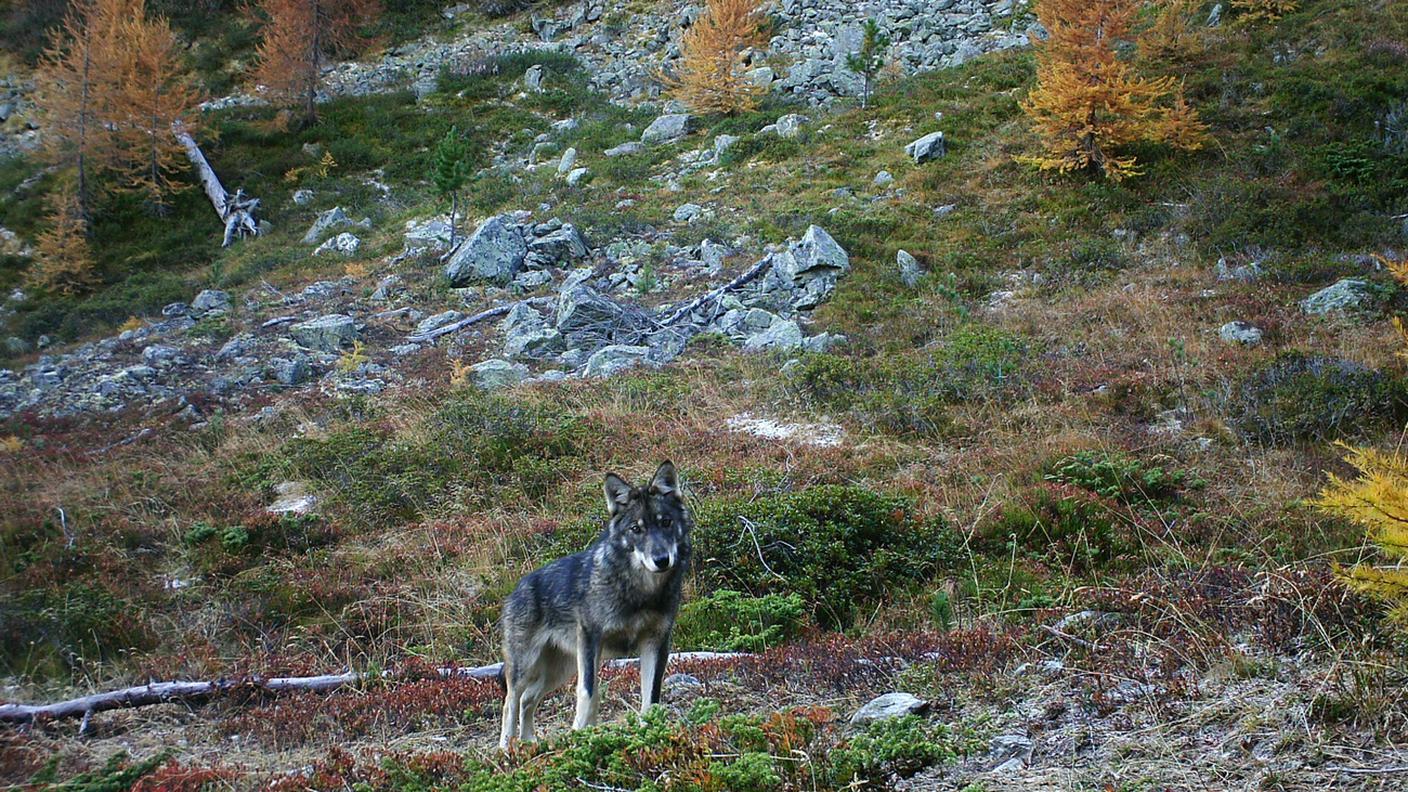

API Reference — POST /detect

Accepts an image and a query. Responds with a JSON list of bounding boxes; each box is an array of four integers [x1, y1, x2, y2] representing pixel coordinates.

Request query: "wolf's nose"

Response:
[[651, 554, 672, 571]]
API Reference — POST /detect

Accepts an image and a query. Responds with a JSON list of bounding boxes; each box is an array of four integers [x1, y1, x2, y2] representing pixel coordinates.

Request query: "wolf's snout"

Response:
[[650, 553, 673, 572]]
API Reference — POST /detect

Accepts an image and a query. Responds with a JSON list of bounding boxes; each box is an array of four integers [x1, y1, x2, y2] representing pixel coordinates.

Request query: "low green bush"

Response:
[[693, 485, 961, 629], [834, 715, 980, 785], [1226, 352, 1408, 445], [675, 589, 806, 651], [1044, 450, 1204, 506]]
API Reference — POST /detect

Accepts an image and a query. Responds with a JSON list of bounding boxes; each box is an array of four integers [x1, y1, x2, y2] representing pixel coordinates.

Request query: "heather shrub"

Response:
[[675, 589, 806, 651], [1045, 450, 1204, 506], [1226, 352, 1408, 445], [692, 485, 961, 629]]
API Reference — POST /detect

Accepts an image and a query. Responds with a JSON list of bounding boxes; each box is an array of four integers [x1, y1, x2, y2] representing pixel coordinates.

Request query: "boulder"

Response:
[[873, 170, 895, 187], [313, 232, 361, 256], [1300, 278, 1375, 315], [444, 214, 527, 286], [301, 206, 353, 244], [743, 320, 804, 352], [527, 223, 589, 265], [190, 289, 231, 317], [605, 141, 645, 157], [897, 250, 923, 287], [1219, 321, 1263, 345], [641, 113, 689, 145], [673, 203, 706, 224], [290, 314, 357, 352], [905, 131, 946, 163], [786, 224, 850, 278], [565, 167, 590, 186], [469, 358, 529, 390], [849, 692, 929, 725], [512, 270, 553, 291], [775, 113, 808, 139], [557, 146, 578, 175], [524, 64, 545, 92], [504, 325, 566, 359], [269, 356, 311, 386], [404, 217, 455, 250], [584, 344, 652, 377], [415, 311, 466, 337]]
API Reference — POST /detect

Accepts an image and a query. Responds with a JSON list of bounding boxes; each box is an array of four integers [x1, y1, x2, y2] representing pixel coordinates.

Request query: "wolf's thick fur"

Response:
[[498, 461, 692, 748]]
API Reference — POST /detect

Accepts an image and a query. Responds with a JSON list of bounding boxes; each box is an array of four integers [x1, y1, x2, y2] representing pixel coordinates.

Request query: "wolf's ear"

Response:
[[649, 461, 679, 499], [603, 473, 633, 516]]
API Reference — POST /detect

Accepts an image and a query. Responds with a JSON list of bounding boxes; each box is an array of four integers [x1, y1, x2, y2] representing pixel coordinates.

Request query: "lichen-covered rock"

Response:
[[906, 131, 946, 163], [290, 314, 357, 352], [640, 113, 689, 145], [849, 692, 929, 725], [190, 289, 231, 317], [444, 214, 527, 285], [469, 358, 529, 390], [584, 344, 652, 377], [1300, 278, 1376, 316]]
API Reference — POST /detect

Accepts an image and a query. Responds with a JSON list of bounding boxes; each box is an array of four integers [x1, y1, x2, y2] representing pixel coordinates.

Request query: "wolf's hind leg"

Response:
[[499, 663, 520, 750]]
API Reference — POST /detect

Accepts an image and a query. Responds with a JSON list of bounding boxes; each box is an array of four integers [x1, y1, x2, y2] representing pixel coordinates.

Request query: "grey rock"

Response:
[[713, 134, 739, 159], [524, 64, 545, 92], [313, 232, 361, 256], [469, 358, 529, 390], [444, 214, 527, 285], [504, 325, 566, 359], [141, 345, 180, 366], [850, 692, 929, 725], [565, 167, 590, 186], [787, 224, 850, 277], [990, 734, 1034, 763], [1301, 278, 1375, 315], [1215, 257, 1263, 282], [1219, 321, 1263, 345], [557, 146, 578, 175], [897, 249, 923, 287], [605, 141, 645, 157], [161, 302, 189, 317], [745, 66, 775, 87], [641, 113, 689, 145], [584, 344, 652, 377], [292, 189, 315, 206], [905, 131, 946, 163], [190, 289, 231, 316], [775, 113, 808, 139], [416, 310, 466, 336], [371, 274, 402, 302], [269, 356, 311, 386], [744, 319, 804, 352], [268, 481, 318, 515], [290, 314, 357, 352], [512, 270, 554, 291], [301, 206, 353, 245], [404, 217, 455, 250], [673, 203, 706, 224], [527, 223, 590, 264], [873, 170, 894, 187]]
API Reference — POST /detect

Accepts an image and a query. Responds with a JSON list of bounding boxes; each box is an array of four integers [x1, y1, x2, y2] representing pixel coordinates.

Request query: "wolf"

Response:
[[498, 461, 692, 749]]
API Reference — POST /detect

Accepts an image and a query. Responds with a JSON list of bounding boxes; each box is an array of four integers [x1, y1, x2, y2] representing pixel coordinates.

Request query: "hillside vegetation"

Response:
[[2, 0, 1408, 789]]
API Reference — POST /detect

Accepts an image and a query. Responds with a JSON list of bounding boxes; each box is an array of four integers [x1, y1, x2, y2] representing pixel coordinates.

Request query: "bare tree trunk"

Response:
[[0, 652, 750, 724], [172, 120, 260, 247]]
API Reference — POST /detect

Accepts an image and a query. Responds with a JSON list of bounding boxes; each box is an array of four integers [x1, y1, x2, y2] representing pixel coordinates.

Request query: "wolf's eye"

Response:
[[659, 516, 673, 528], [631, 523, 643, 534]]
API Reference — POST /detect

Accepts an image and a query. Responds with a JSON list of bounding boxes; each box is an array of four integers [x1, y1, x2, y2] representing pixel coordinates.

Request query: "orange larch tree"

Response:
[[30, 185, 97, 295], [1020, 0, 1208, 181], [33, 0, 136, 217], [112, 6, 205, 213], [664, 0, 767, 115], [253, 0, 381, 125]]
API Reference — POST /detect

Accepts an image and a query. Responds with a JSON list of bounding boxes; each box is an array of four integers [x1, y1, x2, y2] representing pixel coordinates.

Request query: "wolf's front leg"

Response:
[[638, 633, 671, 713], [573, 630, 602, 729]]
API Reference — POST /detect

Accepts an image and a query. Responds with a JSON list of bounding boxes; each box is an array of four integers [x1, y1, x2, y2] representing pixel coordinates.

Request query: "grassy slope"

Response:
[[3, 0, 1408, 787]]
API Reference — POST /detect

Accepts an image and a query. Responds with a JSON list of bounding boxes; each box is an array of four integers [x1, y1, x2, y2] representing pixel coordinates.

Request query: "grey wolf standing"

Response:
[[498, 461, 692, 749]]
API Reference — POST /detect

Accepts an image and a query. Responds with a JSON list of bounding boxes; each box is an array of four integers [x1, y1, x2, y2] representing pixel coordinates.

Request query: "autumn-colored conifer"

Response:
[[34, 0, 135, 216], [664, 0, 766, 115], [1232, 0, 1299, 21], [30, 185, 97, 295], [253, 0, 381, 125], [1317, 254, 1408, 632], [1020, 0, 1208, 181], [111, 7, 204, 212], [1141, 0, 1207, 63]]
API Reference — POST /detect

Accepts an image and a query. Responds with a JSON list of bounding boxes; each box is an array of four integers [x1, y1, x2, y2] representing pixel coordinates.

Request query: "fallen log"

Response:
[[0, 652, 750, 725], [173, 120, 261, 247], [655, 253, 775, 327], [406, 304, 513, 344]]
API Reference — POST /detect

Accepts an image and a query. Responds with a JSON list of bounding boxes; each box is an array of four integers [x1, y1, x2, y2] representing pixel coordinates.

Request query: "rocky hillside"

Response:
[[3, 0, 1408, 789]]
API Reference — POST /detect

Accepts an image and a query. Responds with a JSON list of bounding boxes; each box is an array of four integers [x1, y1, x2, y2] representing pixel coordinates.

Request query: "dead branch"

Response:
[[655, 253, 774, 327], [0, 652, 751, 725], [406, 304, 513, 344], [173, 120, 260, 247]]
